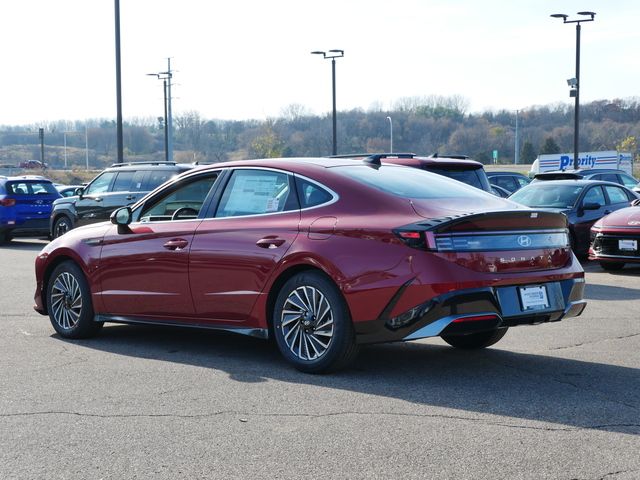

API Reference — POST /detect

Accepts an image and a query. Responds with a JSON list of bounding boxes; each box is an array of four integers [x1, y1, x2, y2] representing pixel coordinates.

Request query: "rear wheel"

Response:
[[272, 271, 359, 373], [46, 261, 102, 338], [600, 261, 625, 271], [442, 328, 508, 349], [52, 216, 73, 239]]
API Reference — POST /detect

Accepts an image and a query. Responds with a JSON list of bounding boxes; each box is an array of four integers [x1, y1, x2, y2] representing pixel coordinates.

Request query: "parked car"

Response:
[[490, 184, 511, 198], [55, 184, 84, 198], [589, 199, 640, 270], [35, 157, 586, 373], [487, 171, 531, 193], [533, 168, 639, 191], [333, 153, 493, 192], [508, 179, 639, 256], [0, 175, 61, 243], [19, 160, 47, 169], [50, 161, 193, 239]]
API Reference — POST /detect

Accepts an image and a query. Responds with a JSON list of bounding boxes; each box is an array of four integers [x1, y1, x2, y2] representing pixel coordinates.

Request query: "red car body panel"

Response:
[[35, 158, 586, 345]]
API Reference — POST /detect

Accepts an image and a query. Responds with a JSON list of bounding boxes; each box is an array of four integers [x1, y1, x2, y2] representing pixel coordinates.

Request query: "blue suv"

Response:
[[0, 175, 61, 243]]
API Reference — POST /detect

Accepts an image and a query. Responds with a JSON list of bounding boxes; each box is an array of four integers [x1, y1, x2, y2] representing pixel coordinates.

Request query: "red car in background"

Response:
[[589, 199, 640, 270], [34, 157, 586, 373]]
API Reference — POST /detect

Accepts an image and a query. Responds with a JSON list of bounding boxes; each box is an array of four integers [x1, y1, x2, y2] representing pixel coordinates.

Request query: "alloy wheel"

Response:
[[280, 285, 334, 361], [50, 272, 83, 330]]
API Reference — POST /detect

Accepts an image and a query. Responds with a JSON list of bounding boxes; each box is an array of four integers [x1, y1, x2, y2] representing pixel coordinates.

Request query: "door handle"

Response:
[[94, 197, 103, 202], [163, 238, 189, 250], [256, 237, 286, 249], [126, 195, 136, 201]]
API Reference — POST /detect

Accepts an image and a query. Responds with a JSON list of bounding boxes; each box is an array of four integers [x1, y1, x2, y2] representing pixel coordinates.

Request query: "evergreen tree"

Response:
[[540, 137, 561, 154], [521, 141, 537, 163]]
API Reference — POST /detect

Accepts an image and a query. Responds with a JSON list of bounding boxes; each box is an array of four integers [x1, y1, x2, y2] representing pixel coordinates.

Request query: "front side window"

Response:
[[618, 174, 639, 189], [85, 172, 117, 195], [583, 186, 606, 206], [139, 174, 219, 222], [216, 169, 296, 218]]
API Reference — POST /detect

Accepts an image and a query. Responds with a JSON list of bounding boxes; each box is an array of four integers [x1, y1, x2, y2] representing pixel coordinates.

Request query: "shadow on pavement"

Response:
[[0, 239, 48, 251], [584, 282, 640, 301], [57, 323, 640, 436]]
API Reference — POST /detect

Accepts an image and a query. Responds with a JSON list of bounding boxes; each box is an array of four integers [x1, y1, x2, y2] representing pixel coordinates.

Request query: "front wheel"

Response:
[[46, 261, 102, 338], [441, 328, 508, 349], [272, 271, 359, 373], [52, 216, 73, 239]]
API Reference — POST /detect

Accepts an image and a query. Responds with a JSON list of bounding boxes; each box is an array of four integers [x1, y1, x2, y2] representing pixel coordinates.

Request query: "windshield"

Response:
[[336, 165, 492, 199], [510, 184, 584, 208]]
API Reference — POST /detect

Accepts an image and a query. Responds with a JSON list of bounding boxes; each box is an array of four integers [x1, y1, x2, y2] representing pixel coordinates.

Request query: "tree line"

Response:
[[1, 96, 639, 169]]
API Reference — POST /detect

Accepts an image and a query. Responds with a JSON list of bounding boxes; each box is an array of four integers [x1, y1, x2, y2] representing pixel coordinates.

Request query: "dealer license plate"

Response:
[[619, 239, 637, 251], [519, 285, 549, 311]]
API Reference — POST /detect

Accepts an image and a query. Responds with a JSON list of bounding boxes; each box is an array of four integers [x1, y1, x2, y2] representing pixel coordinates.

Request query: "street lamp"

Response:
[[550, 11, 596, 170], [147, 58, 174, 162], [311, 49, 344, 156], [386, 116, 393, 153]]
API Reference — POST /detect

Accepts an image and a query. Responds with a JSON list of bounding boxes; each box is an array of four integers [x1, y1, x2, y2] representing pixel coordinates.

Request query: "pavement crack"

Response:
[[550, 332, 640, 351], [1, 410, 638, 433]]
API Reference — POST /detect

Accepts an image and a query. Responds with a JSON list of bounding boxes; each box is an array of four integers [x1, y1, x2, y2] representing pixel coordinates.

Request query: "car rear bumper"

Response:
[[1, 218, 50, 236], [354, 277, 586, 344]]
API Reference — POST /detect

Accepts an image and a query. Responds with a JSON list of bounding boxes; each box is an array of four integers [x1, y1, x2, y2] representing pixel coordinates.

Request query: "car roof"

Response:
[[526, 179, 630, 187], [106, 161, 193, 171], [1, 175, 51, 182], [487, 171, 528, 176]]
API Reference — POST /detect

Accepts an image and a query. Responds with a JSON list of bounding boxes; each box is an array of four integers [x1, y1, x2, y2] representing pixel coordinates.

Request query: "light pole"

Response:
[[386, 116, 393, 153], [114, 0, 124, 163], [147, 58, 174, 162], [550, 11, 596, 170], [514, 110, 519, 165], [311, 49, 344, 156]]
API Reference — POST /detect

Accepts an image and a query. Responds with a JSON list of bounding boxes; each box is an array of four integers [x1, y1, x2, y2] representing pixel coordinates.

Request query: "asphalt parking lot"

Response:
[[1, 239, 638, 480]]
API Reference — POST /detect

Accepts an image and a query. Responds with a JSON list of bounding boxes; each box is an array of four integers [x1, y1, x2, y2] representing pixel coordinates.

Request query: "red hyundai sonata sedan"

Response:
[[589, 199, 640, 270], [34, 157, 586, 373]]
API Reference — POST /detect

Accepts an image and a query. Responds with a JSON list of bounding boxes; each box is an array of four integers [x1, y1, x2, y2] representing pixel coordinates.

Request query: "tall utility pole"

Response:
[[514, 110, 519, 164], [39, 128, 45, 165], [114, 0, 124, 163], [311, 50, 344, 156], [550, 11, 596, 170], [147, 58, 174, 162], [386, 116, 393, 153]]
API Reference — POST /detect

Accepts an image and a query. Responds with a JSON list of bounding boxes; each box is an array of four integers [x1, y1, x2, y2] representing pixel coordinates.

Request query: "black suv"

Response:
[[333, 153, 493, 192], [50, 161, 193, 238]]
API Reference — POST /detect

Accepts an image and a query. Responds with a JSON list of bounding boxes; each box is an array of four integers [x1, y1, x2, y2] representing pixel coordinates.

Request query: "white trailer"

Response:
[[529, 151, 633, 177]]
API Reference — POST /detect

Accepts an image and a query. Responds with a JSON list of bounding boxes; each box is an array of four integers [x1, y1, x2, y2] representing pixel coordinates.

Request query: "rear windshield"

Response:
[[335, 165, 490, 199], [6, 181, 58, 195], [427, 167, 486, 190]]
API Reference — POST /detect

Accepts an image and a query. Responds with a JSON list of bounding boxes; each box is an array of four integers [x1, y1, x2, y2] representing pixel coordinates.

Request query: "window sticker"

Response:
[[224, 174, 280, 214]]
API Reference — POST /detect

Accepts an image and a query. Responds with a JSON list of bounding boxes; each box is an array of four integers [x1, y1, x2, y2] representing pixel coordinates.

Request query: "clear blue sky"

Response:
[[2, 0, 638, 125]]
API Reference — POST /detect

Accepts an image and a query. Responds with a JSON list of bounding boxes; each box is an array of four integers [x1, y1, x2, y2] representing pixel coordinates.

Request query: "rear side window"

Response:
[[604, 185, 631, 204], [619, 174, 638, 189], [144, 170, 177, 191], [337, 165, 487, 199], [492, 176, 518, 192], [295, 177, 333, 208], [7, 181, 57, 195]]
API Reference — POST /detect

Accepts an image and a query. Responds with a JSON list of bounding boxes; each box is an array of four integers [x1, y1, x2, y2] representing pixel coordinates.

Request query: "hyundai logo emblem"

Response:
[[517, 235, 532, 247]]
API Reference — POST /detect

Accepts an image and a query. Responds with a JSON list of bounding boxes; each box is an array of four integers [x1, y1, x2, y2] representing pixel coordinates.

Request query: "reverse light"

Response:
[[393, 228, 431, 249]]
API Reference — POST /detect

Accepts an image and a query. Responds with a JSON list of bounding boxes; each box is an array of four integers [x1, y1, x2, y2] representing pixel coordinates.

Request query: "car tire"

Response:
[[441, 328, 508, 349], [46, 261, 103, 339], [600, 261, 625, 271], [52, 216, 73, 239], [272, 271, 359, 373]]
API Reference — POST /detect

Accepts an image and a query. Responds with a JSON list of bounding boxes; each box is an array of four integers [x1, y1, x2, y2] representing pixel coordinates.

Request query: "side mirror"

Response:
[[582, 202, 601, 211], [632, 198, 640, 207], [111, 206, 132, 226], [74, 187, 84, 199]]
